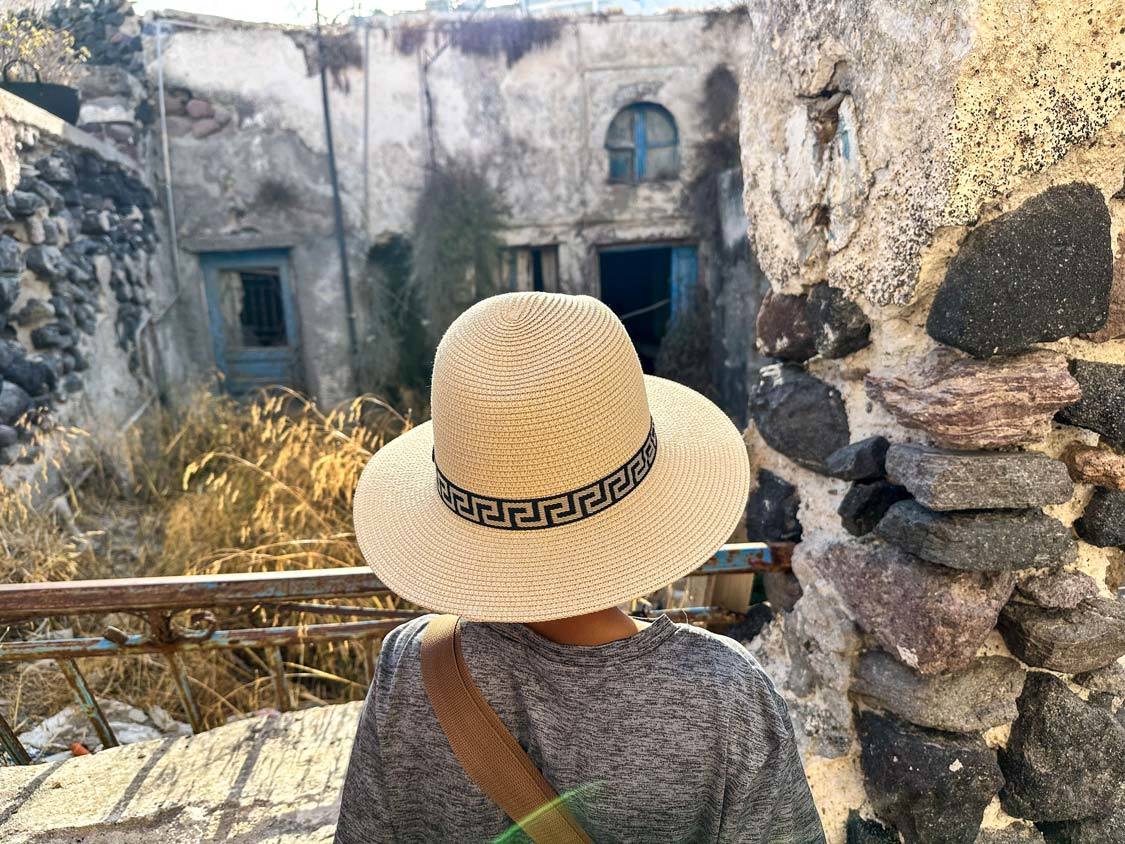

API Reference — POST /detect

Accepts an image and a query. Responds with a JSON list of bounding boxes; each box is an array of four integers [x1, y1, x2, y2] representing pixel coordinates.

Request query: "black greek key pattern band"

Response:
[[434, 422, 658, 530]]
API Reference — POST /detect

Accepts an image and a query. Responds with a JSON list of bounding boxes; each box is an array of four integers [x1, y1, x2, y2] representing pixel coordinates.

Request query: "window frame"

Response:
[[605, 102, 680, 184]]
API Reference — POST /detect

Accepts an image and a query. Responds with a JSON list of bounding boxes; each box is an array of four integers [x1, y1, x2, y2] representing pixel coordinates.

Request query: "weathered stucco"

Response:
[[740, 0, 1125, 307]]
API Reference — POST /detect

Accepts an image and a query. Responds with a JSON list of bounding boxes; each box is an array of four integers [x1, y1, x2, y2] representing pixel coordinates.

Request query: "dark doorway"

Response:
[[598, 244, 697, 372]]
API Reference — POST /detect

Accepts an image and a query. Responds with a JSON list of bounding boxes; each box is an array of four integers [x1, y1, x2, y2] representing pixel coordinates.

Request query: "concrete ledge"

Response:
[[0, 88, 141, 175], [0, 701, 362, 843]]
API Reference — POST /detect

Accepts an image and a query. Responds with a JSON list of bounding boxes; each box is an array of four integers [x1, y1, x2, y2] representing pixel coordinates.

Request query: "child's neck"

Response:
[[525, 606, 646, 646]]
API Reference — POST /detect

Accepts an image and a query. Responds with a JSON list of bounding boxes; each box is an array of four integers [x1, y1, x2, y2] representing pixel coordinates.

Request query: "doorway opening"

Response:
[[598, 244, 697, 372]]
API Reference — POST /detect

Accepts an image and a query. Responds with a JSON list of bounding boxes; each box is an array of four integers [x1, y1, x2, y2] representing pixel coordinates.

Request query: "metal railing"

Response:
[[0, 541, 792, 765]]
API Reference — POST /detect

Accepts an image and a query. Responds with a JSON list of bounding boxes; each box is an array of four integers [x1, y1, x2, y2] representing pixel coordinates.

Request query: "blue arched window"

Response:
[[605, 103, 679, 183]]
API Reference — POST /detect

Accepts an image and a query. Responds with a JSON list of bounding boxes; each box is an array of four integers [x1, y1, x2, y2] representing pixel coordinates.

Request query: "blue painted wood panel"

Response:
[[200, 249, 301, 396]]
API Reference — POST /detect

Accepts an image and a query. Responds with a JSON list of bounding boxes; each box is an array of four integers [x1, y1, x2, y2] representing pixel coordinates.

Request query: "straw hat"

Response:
[[353, 292, 750, 623]]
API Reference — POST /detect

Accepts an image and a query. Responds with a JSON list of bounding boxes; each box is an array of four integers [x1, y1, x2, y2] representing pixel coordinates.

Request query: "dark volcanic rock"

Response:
[[724, 602, 774, 643], [998, 597, 1125, 673], [806, 282, 871, 358], [30, 322, 75, 350], [1074, 660, 1125, 696], [866, 350, 1081, 449], [845, 811, 898, 844], [838, 481, 911, 537], [0, 381, 31, 425], [7, 190, 46, 217], [885, 444, 1073, 511], [0, 235, 21, 274], [874, 501, 1075, 571], [2, 355, 57, 396], [24, 245, 65, 281], [0, 425, 17, 448], [819, 540, 1015, 674], [826, 436, 890, 481], [1017, 570, 1100, 609], [756, 290, 816, 361], [748, 363, 849, 473], [1000, 672, 1125, 822], [852, 651, 1024, 733], [926, 183, 1113, 357], [858, 711, 1002, 844], [1041, 802, 1125, 844], [0, 274, 20, 313], [745, 469, 802, 542], [1076, 488, 1125, 548], [1057, 360, 1125, 448]]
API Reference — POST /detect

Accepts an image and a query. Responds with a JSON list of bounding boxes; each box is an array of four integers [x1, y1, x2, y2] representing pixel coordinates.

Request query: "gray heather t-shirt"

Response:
[[334, 613, 825, 844]]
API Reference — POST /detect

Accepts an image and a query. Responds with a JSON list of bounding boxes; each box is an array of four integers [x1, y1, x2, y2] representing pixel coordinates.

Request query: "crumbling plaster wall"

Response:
[[738, 1, 1125, 842], [148, 11, 760, 407]]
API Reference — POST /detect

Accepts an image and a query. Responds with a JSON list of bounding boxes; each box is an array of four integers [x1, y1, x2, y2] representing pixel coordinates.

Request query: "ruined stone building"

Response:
[[2, 1, 1125, 843], [137, 8, 762, 418]]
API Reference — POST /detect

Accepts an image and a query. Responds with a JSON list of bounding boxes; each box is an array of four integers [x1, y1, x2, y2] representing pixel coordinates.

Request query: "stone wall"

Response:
[[0, 88, 168, 473], [737, 1, 1125, 842]]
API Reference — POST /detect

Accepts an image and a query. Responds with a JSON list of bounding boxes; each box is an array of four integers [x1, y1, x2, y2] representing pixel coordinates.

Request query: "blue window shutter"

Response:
[[633, 106, 647, 181], [670, 246, 698, 323]]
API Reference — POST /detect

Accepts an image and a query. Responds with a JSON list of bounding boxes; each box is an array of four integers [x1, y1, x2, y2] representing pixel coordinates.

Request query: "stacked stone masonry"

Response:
[[739, 3, 1125, 841], [0, 102, 158, 465]]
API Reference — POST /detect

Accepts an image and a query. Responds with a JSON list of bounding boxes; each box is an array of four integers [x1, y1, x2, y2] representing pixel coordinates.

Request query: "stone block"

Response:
[[806, 281, 871, 358], [926, 183, 1113, 357], [745, 469, 802, 542], [749, 363, 849, 473], [0, 235, 20, 274], [825, 436, 889, 481], [1074, 660, 1125, 696], [1062, 444, 1125, 490], [858, 710, 1002, 844], [838, 480, 911, 537], [845, 811, 898, 843], [885, 444, 1073, 511], [1075, 488, 1125, 548], [24, 245, 65, 282], [852, 651, 1024, 733], [185, 98, 214, 119], [191, 118, 222, 139], [1000, 672, 1125, 822], [874, 501, 1076, 571], [1016, 570, 1099, 609], [756, 289, 815, 361], [0, 380, 30, 425], [866, 350, 1081, 449], [1057, 359, 1125, 449], [818, 540, 1014, 674], [998, 597, 1125, 673]]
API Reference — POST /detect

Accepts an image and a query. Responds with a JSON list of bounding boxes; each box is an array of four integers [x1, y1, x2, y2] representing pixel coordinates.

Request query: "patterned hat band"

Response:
[[434, 421, 659, 530]]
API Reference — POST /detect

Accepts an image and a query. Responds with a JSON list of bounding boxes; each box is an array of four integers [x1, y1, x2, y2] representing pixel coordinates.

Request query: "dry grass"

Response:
[[0, 388, 416, 737]]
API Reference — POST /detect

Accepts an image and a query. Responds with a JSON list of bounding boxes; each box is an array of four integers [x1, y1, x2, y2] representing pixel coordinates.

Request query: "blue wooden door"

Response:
[[670, 245, 698, 323], [200, 249, 301, 396]]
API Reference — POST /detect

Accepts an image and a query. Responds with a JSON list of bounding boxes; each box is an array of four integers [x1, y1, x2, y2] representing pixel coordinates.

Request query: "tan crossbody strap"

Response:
[[420, 614, 592, 844]]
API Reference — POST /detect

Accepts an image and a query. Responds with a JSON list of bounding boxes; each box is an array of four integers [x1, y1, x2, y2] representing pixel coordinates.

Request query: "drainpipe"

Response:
[[315, 3, 360, 365]]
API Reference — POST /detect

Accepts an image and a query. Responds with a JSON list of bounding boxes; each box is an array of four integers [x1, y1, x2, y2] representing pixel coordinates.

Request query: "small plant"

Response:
[[410, 163, 506, 354], [0, 14, 88, 85]]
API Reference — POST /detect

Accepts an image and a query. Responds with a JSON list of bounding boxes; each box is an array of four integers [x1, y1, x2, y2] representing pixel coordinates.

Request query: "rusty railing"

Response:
[[0, 541, 792, 765]]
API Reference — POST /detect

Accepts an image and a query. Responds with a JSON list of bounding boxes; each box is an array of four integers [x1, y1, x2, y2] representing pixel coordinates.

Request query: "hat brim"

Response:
[[352, 375, 750, 623]]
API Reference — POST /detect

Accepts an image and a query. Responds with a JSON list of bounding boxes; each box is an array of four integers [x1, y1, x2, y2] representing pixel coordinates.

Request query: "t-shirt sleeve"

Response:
[[333, 677, 397, 844], [723, 671, 826, 844]]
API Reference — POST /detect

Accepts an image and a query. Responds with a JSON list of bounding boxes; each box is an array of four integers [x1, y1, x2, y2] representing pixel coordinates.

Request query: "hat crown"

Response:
[[431, 293, 652, 499]]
